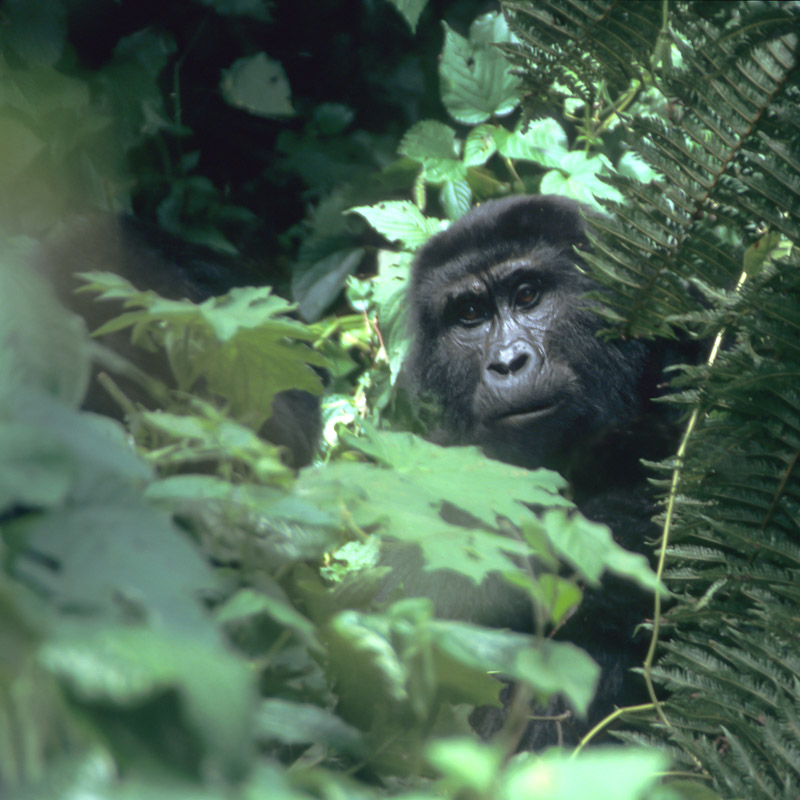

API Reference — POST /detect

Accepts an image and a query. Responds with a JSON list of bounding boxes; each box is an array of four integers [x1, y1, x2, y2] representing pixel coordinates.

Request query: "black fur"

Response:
[[399, 195, 679, 746]]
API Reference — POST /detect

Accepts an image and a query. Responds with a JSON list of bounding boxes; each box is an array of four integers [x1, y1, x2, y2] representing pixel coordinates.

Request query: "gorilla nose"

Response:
[[488, 345, 531, 376]]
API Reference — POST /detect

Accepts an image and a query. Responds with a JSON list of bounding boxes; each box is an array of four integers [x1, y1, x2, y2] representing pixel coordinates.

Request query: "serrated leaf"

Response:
[[540, 509, 664, 594], [399, 120, 460, 161], [495, 118, 568, 168], [430, 621, 598, 711], [464, 124, 498, 166], [41, 623, 253, 780], [349, 201, 446, 250], [9, 501, 219, 637], [539, 152, 623, 209], [387, 0, 428, 32], [81, 276, 326, 428], [439, 13, 521, 124], [440, 180, 472, 220], [221, 53, 294, 118]]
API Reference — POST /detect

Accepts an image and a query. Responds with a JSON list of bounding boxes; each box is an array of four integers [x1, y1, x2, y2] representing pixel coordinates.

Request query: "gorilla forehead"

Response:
[[411, 195, 593, 309], [413, 195, 590, 276]]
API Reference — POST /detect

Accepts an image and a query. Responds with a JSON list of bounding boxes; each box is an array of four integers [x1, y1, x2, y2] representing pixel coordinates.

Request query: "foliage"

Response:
[[3, 0, 797, 799], [499, 1, 800, 797]]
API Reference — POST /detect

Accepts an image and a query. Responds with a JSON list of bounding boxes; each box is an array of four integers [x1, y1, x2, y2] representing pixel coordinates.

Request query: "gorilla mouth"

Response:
[[491, 400, 560, 425]]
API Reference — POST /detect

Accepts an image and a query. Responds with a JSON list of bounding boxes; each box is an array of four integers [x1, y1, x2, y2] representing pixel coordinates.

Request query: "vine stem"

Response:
[[643, 268, 748, 726], [576, 267, 748, 747]]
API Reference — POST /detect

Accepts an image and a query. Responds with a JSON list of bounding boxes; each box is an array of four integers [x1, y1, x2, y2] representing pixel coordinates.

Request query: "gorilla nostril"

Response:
[[489, 350, 529, 376], [509, 352, 528, 373]]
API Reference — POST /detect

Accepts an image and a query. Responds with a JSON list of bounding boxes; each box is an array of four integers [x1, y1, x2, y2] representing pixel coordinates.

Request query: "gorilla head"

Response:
[[406, 195, 654, 478]]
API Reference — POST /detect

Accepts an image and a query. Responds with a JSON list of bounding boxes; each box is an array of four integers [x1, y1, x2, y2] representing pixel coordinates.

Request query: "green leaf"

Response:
[[349, 427, 569, 529], [495, 118, 569, 168], [539, 510, 663, 594], [617, 150, 658, 184], [215, 587, 321, 651], [372, 250, 413, 382], [41, 624, 253, 781], [349, 201, 446, 250], [0, 388, 152, 504], [7, 500, 218, 639], [742, 230, 785, 276], [502, 747, 668, 800], [293, 247, 365, 322], [399, 120, 460, 161], [387, 0, 428, 32], [255, 699, 364, 755], [440, 180, 472, 220], [139, 406, 293, 483], [539, 152, 623, 209], [81, 277, 326, 429], [221, 53, 294, 118], [431, 621, 599, 712], [440, 13, 521, 124], [0, 424, 72, 511], [3, 0, 67, 65], [426, 737, 504, 795], [0, 241, 89, 406], [464, 124, 499, 166]]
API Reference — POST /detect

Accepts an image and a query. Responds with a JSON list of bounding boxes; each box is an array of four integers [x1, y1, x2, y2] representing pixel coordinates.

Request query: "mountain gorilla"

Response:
[[38, 216, 321, 468], [398, 194, 679, 748]]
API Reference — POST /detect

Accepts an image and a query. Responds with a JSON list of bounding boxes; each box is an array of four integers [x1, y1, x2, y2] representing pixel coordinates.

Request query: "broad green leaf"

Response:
[[347, 427, 569, 528], [80, 276, 326, 428], [501, 748, 668, 800], [440, 179, 472, 220], [431, 620, 598, 711], [426, 737, 504, 795], [221, 53, 294, 118], [387, 0, 428, 32], [41, 623, 253, 780], [399, 120, 460, 161], [617, 150, 659, 184], [3, 0, 67, 65], [139, 407, 293, 484], [464, 124, 498, 166], [0, 424, 72, 511], [349, 201, 446, 250], [440, 13, 521, 124], [216, 586, 322, 651], [255, 699, 364, 754], [743, 230, 786, 276], [8, 501, 219, 638], [373, 250, 413, 382], [540, 509, 664, 594], [293, 247, 365, 322], [0, 388, 152, 504], [540, 152, 623, 209], [495, 118, 569, 168], [146, 474, 337, 529], [0, 242, 89, 406]]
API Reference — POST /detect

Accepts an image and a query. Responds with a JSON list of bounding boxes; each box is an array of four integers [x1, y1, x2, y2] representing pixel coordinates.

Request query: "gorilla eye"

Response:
[[514, 282, 541, 309], [456, 298, 487, 325]]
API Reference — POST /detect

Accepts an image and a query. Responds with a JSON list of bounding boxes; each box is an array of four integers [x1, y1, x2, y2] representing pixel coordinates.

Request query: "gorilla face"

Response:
[[407, 195, 650, 472]]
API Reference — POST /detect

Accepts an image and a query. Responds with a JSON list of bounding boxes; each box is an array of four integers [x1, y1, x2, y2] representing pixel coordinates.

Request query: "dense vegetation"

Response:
[[1, 1, 798, 799]]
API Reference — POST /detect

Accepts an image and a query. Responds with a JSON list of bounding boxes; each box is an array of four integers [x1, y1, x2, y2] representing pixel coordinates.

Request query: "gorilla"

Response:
[[396, 194, 680, 747], [37, 215, 321, 468]]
